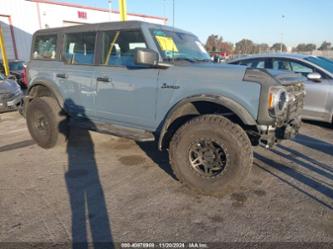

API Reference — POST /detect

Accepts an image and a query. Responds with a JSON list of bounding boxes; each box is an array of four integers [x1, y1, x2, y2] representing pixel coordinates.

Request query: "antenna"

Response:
[[173, 0, 175, 28], [172, 0, 175, 62]]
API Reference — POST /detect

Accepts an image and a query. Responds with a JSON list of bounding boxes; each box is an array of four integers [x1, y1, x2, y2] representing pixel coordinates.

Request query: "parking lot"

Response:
[[0, 111, 332, 244]]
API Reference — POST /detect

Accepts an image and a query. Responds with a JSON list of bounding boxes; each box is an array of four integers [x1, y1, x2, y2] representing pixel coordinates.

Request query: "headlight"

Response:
[[268, 86, 288, 117]]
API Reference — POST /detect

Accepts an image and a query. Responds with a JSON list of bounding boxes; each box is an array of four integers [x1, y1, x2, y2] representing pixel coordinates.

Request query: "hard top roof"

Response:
[[34, 21, 192, 36]]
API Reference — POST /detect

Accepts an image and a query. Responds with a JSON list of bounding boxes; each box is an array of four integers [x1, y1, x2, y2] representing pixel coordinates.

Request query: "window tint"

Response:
[[252, 60, 265, 69], [238, 59, 266, 68], [64, 32, 96, 65], [290, 61, 313, 75], [237, 59, 253, 66], [273, 59, 292, 71], [9, 62, 24, 71], [273, 59, 314, 76], [101, 30, 147, 66], [33, 35, 57, 60], [305, 56, 333, 74]]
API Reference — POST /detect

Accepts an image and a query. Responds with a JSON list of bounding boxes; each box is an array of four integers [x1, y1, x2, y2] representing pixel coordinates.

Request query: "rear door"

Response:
[[93, 29, 159, 130], [272, 58, 331, 121], [57, 32, 97, 119]]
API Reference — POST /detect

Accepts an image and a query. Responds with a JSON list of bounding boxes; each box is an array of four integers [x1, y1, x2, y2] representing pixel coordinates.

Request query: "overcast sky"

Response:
[[57, 0, 333, 48]]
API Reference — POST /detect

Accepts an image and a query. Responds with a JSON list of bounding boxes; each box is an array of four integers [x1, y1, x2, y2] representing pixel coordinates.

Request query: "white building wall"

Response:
[[0, 0, 39, 61], [0, 0, 167, 61]]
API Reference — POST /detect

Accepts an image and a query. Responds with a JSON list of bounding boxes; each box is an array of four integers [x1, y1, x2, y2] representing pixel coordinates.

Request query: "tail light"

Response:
[[22, 65, 28, 87]]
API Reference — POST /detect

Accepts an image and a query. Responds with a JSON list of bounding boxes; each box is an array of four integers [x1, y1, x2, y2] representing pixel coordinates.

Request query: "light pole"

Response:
[[108, 0, 112, 21], [280, 15, 285, 52]]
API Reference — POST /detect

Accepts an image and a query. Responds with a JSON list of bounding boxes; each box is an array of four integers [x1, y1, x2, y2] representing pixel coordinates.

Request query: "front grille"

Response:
[[286, 82, 305, 115]]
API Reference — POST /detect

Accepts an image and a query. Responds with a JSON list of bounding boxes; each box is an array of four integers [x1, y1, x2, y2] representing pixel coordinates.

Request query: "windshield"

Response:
[[305, 56, 333, 74], [150, 29, 211, 62], [9, 61, 24, 71]]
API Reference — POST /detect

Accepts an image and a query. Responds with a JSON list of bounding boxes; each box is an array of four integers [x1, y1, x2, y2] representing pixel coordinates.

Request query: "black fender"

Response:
[[22, 80, 64, 117], [27, 80, 64, 107], [158, 94, 257, 150]]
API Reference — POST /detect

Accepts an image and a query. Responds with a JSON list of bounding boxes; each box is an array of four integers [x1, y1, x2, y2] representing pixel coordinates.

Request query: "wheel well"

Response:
[[29, 85, 55, 99], [159, 101, 259, 150]]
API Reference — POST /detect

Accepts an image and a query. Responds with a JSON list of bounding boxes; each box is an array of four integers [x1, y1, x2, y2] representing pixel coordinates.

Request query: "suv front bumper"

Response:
[[257, 81, 305, 148], [0, 92, 23, 113], [258, 117, 301, 148]]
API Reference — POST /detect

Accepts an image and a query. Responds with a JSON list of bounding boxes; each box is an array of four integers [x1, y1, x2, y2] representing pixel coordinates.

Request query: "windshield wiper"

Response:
[[166, 57, 210, 63]]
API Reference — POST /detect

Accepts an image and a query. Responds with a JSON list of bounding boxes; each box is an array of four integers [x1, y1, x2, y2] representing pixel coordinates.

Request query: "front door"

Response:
[[94, 29, 159, 130]]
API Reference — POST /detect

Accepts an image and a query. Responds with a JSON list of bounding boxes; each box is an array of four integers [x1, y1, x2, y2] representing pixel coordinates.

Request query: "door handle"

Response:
[[97, 77, 111, 83], [56, 73, 68, 79]]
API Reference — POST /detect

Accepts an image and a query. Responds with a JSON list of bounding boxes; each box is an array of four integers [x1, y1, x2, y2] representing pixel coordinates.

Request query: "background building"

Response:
[[0, 0, 167, 61]]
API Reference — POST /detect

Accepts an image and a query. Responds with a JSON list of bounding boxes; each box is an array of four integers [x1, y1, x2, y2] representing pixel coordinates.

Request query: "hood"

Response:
[[170, 62, 248, 82], [0, 78, 21, 94]]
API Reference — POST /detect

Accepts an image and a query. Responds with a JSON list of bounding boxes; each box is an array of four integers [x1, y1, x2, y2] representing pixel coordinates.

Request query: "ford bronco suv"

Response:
[[22, 21, 305, 196]]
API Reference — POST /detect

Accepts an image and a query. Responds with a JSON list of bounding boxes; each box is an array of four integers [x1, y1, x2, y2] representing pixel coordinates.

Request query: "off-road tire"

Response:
[[169, 114, 253, 197], [26, 97, 68, 149]]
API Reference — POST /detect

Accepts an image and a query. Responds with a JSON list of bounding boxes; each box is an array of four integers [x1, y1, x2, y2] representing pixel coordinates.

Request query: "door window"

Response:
[[100, 30, 147, 67], [290, 61, 313, 76], [252, 60, 265, 69], [64, 32, 96, 65], [273, 59, 314, 77], [272, 59, 292, 71], [236, 59, 266, 68], [32, 35, 57, 60]]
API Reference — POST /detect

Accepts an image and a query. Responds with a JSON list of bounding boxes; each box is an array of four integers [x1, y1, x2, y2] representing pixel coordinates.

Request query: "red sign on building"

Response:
[[78, 11, 87, 19]]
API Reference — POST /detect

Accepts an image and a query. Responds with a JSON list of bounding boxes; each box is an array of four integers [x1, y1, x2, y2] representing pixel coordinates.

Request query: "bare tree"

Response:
[[319, 41, 332, 51], [255, 43, 270, 54], [295, 43, 317, 52], [271, 43, 287, 52], [205, 35, 234, 54], [235, 39, 256, 54], [205, 35, 220, 52]]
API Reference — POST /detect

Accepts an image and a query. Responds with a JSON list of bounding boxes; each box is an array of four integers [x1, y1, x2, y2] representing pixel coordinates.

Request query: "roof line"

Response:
[[28, 0, 168, 21]]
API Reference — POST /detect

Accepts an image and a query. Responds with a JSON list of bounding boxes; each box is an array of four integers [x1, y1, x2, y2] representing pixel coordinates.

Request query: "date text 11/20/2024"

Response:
[[120, 242, 208, 248]]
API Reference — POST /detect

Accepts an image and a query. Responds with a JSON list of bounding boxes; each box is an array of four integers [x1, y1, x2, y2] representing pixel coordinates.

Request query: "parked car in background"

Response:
[[0, 60, 28, 89], [0, 73, 23, 113], [229, 54, 333, 125]]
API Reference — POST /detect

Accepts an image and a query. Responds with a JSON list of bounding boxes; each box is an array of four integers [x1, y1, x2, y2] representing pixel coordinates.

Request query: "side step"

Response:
[[69, 119, 155, 142]]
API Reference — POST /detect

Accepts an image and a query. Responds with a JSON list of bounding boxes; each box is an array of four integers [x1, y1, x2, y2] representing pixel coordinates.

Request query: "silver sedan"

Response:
[[229, 54, 333, 124]]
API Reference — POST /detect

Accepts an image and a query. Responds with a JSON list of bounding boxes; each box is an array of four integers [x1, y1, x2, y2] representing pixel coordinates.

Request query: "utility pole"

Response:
[[119, 0, 127, 21], [0, 26, 9, 77]]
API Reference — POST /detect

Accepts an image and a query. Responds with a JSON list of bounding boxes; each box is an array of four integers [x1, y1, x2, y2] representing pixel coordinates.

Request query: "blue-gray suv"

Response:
[[22, 21, 305, 196]]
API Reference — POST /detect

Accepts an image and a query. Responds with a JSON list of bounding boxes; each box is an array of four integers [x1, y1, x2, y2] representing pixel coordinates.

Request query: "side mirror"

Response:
[[307, 72, 322, 82], [134, 48, 159, 67]]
